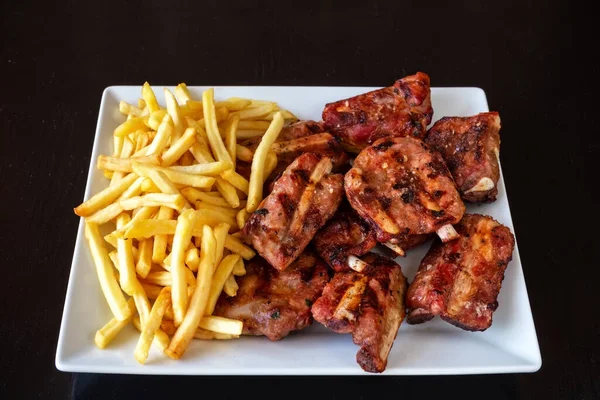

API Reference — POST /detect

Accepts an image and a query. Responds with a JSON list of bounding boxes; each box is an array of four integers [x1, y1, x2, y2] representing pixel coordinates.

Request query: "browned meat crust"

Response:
[[214, 251, 329, 340], [322, 72, 433, 153], [312, 205, 377, 271], [344, 136, 465, 242], [311, 253, 407, 373], [425, 112, 501, 203], [406, 214, 515, 331], [242, 153, 344, 270]]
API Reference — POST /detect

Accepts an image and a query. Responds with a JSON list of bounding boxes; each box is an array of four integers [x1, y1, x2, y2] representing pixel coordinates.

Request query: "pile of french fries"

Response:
[[74, 83, 297, 363]]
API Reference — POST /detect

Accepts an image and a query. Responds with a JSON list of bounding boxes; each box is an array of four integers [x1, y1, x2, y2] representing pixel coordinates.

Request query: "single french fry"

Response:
[[134, 286, 171, 364], [217, 98, 252, 111], [232, 257, 246, 276], [194, 328, 239, 340], [175, 83, 192, 104], [74, 173, 137, 217], [146, 114, 173, 156], [114, 116, 150, 137], [198, 316, 243, 335], [85, 202, 123, 225], [165, 225, 216, 359], [97, 154, 161, 173], [113, 135, 124, 157], [235, 144, 254, 162], [142, 82, 160, 113], [236, 208, 249, 231], [206, 254, 240, 315], [147, 109, 168, 130], [225, 115, 239, 168], [215, 177, 240, 208], [179, 151, 194, 166], [116, 214, 139, 296], [133, 162, 215, 190], [136, 238, 153, 278], [220, 170, 249, 194], [164, 88, 185, 141], [247, 112, 284, 212], [169, 160, 233, 176], [189, 140, 215, 164], [195, 202, 237, 218], [152, 207, 174, 263], [94, 298, 136, 349], [84, 222, 130, 321], [170, 209, 199, 327], [231, 104, 275, 120], [142, 271, 172, 286], [161, 127, 197, 167], [119, 193, 185, 211], [213, 223, 230, 267], [223, 273, 239, 296], [181, 187, 230, 207], [198, 106, 229, 128], [263, 109, 298, 122], [202, 88, 233, 164], [224, 235, 255, 260]]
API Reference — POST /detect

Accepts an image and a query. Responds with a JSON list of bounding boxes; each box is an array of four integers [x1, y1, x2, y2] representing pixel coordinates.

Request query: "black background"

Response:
[[1, 1, 598, 399]]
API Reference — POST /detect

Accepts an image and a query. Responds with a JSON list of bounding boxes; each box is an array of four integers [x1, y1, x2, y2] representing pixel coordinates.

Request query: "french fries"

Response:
[[75, 83, 297, 363]]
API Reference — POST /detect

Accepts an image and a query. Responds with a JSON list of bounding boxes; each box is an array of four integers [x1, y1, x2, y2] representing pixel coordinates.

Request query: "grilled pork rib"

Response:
[[406, 214, 515, 331], [313, 205, 377, 272], [214, 251, 329, 340], [322, 72, 433, 153], [311, 253, 408, 373], [344, 136, 465, 245], [242, 153, 344, 270], [426, 112, 502, 202]]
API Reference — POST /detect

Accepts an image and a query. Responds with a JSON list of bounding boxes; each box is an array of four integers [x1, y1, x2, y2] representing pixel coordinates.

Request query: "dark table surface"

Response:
[[1, 0, 598, 399]]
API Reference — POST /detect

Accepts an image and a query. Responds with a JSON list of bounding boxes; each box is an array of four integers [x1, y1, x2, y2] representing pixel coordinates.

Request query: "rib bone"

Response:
[[464, 177, 495, 194], [348, 255, 369, 272], [383, 241, 405, 257], [436, 224, 459, 242]]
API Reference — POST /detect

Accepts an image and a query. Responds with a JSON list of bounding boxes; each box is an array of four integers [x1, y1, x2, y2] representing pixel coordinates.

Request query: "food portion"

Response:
[[425, 112, 502, 202], [72, 75, 517, 372], [322, 72, 433, 152], [313, 204, 377, 271], [74, 82, 301, 363], [242, 152, 344, 270], [344, 136, 465, 247], [214, 251, 329, 340], [311, 253, 408, 373], [406, 214, 515, 331]]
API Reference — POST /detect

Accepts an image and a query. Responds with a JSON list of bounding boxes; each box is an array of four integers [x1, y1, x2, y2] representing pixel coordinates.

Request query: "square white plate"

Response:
[[56, 85, 541, 375]]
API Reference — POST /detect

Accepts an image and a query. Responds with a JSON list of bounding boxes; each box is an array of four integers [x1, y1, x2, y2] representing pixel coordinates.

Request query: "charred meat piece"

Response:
[[313, 205, 377, 271], [425, 112, 501, 202], [214, 251, 329, 340], [322, 72, 433, 153], [312, 253, 408, 373], [278, 120, 325, 141], [345, 136, 465, 244], [242, 153, 344, 270], [406, 214, 515, 331]]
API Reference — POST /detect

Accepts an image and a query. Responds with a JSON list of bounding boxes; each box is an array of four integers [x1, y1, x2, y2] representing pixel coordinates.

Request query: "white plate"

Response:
[[56, 85, 541, 375]]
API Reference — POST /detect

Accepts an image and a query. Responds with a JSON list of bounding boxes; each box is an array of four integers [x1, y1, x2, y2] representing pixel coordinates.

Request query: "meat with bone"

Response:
[[214, 251, 329, 341], [311, 253, 408, 373], [406, 214, 515, 331], [322, 72, 433, 153], [425, 112, 501, 203], [344, 136, 465, 245], [312, 204, 377, 272], [242, 152, 344, 270]]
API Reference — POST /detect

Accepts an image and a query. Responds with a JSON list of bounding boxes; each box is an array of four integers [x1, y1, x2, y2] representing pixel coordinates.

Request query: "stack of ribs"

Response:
[[214, 72, 515, 373]]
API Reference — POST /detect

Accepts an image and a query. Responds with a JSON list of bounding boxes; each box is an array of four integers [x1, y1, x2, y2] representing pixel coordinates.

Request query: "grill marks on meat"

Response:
[[344, 136, 465, 243], [426, 112, 501, 202], [406, 214, 515, 331], [313, 206, 377, 271], [311, 253, 408, 373], [322, 72, 433, 153], [242, 153, 344, 270], [214, 251, 329, 340]]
